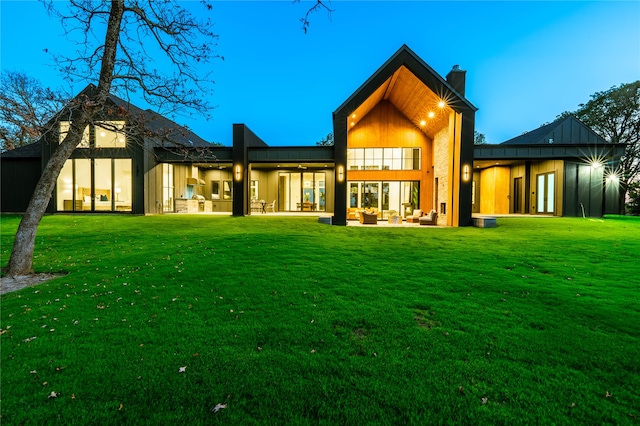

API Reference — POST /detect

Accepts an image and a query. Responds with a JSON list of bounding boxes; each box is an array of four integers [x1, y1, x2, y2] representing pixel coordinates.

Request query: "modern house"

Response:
[[473, 115, 625, 217], [0, 45, 625, 223]]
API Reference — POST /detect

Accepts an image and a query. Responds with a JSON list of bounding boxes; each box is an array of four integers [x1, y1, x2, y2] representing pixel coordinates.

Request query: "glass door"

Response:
[[536, 173, 555, 214]]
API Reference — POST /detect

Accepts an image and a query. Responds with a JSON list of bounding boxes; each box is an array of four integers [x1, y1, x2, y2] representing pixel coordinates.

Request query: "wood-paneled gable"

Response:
[[349, 66, 452, 139]]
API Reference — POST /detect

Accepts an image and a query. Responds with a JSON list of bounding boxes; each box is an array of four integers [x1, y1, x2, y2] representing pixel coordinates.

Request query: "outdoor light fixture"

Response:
[[337, 166, 344, 182], [428, 111, 435, 119], [463, 164, 470, 182], [438, 100, 446, 108], [591, 161, 603, 169], [420, 120, 426, 126], [235, 164, 241, 181]]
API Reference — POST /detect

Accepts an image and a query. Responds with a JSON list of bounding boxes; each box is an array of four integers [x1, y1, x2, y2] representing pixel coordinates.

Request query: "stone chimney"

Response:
[[446, 65, 466, 97]]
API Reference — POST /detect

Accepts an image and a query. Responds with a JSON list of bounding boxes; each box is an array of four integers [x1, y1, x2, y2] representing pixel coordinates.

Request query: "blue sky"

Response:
[[1, 1, 639, 146]]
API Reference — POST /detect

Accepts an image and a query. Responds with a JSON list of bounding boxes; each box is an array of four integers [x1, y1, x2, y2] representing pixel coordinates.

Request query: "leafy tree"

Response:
[[316, 132, 334, 146], [0, 71, 65, 151], [627, 181, 640, 215], [573, 81, 640, 208], [474, 130, 487, 145]]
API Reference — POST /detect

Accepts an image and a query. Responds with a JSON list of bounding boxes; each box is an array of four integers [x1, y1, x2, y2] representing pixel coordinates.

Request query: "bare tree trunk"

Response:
[[4, 0, 124, 276], [5, 119, 89, 275]]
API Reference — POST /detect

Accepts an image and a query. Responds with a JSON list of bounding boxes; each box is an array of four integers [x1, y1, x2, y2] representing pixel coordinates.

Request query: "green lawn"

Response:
[[1, 214, 639, 424]]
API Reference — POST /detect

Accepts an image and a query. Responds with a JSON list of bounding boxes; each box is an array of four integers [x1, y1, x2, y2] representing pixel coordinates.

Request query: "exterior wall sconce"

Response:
[[234, 164, 242, 181], [463, 164, 470, 182], [337, 165, 344, 182]]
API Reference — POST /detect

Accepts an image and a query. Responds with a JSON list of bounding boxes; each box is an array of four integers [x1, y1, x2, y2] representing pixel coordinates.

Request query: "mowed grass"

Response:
[[1, 214, 639, 424]]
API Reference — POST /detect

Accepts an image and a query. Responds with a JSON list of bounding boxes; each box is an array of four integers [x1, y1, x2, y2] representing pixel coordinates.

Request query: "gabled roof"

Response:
[[500, 115, 607, 146], [37, 84, 212, 149], [0, 141, 42, 158], [106, 93, 211, 148], [334, 44, 477, 138]]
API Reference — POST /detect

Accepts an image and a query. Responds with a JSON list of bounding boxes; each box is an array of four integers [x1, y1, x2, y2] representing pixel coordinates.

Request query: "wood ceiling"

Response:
[[348, 65, 452, 138]]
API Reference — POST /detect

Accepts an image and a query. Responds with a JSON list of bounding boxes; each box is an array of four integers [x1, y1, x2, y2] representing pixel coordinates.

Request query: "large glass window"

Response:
[[348, 180, 418, 218], [95, 121, 126, 148], [56, 158, 131, 212], [347, 148, 421, 171], [56, 160, 74, 211], [76, 159, 91, 210], [162, 164, 174, 212], [59, 122, 90, 148], [114, 159, 132, 211]]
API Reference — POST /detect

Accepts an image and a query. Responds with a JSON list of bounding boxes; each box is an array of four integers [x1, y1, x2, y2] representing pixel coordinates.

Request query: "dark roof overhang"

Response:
[[474, 143, 627, 169], [248, 146, 334, 164]]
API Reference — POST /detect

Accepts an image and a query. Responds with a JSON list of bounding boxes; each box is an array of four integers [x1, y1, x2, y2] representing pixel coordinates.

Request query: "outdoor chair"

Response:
[[419, 209, 438, 225], [405, 209, 423, 223], [359, 210, 378, 224], [265, 199, 276, 213]]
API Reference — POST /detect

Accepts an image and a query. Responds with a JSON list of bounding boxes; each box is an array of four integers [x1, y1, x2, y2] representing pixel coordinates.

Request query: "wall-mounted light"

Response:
[[235, 164, 242, 181], [463, 164, 470, 182], [591, 161, 603, 169], [337, 165, 344, 182]]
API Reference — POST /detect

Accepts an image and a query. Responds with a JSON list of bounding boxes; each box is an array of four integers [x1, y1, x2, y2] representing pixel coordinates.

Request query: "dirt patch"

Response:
[[0, 273, 64, 295]]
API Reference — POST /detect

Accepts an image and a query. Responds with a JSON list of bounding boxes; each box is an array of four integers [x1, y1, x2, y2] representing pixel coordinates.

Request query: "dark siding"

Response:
[[0, 158, 41, 212], [563, 162, 579, 217], [566, 162, 603, 217]]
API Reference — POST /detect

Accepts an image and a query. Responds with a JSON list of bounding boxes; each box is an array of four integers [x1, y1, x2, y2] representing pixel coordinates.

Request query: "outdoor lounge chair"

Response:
[[405, 209, 423, 223], [359, 210, 378, 224], [419, 209, 438, 225]]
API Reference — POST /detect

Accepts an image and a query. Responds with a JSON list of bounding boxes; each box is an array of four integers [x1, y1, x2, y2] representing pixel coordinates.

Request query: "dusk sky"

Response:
[[1, 1, 639, 147]]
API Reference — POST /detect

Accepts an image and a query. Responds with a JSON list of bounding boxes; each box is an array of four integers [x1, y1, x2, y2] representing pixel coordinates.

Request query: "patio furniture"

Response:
[[405, 209, 423, 223], [387, 210, 401, 224], [419, 209, 438, 225], [359, 210, 378, 224], [265, 199, 276, 213]]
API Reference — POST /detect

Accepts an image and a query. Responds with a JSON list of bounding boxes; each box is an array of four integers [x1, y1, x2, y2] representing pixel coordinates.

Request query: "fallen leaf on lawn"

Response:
[[481, 397, 488, 404], [42, 381, 48, 386], [178, 366, 186, 373], [30, 370, 37, 374], [606, 391, 612, 398], [212, 403, 227, 413], [458, 386, 465, 395], [72, 394, 76, 399], [48, 391, 58, 399], [310, 349, 316, 353], [119, 403, 123, 410]]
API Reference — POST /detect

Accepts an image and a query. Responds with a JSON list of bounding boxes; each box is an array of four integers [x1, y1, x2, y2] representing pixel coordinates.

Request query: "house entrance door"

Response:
[[536, 172, 555, 214]]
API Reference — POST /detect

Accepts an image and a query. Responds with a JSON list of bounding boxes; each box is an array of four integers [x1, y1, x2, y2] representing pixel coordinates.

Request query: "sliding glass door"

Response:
[[278, 171, 326, 212]]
